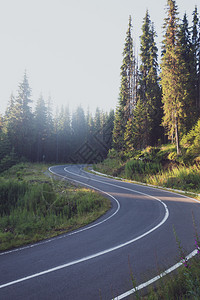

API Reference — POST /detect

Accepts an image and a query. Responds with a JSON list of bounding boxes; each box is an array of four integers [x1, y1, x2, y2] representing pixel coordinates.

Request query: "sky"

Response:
[[0, 0, 199, 115]]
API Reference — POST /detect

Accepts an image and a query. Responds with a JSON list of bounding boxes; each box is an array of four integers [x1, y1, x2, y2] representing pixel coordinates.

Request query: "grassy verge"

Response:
[[0, 163, 110, 251], [94, 145, 200, 195], [130, 240, 200, 299]]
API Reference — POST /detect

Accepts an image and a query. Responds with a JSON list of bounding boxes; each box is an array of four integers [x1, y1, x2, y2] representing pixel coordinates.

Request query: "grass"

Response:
[[93, 157, 125, 177], [94, 145, 200, 195], [128, 238, 200, 299], [0, 163, 111, 251], [147, 165, 200, 194]]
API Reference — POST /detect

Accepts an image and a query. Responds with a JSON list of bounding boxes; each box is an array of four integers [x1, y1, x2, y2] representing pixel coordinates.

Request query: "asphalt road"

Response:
[[0, 164, 200, 300]]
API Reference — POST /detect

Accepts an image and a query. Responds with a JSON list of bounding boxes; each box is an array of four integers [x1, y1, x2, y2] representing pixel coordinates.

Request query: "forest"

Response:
[[0, 0, 200, 172], [113, 2, 200, 159], [0, 74, 114, 171]]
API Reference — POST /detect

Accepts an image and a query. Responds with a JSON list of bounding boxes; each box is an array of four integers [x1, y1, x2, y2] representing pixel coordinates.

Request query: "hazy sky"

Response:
[[0, 0, 199, 115]]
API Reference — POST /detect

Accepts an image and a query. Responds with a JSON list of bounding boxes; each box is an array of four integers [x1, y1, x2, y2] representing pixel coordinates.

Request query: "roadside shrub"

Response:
[[0, 149, 18, 173], [0, 179, 29, 215], [164, 166, 200, 192], [93, 157, 124, 177], [125, 159, 162, 179], [181, 118, 200, 159]]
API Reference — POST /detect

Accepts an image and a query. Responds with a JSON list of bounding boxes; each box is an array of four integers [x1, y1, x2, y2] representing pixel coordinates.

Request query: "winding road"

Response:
[[0, 164, 200, 299]]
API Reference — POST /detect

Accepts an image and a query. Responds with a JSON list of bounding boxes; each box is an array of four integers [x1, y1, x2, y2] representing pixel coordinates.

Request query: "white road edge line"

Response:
[[0, 165, 169, 289], [113, 249, 198, 300]]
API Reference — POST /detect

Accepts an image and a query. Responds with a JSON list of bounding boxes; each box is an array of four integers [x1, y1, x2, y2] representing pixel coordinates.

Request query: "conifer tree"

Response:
[[124, 99, 146, 152], [191, 7, 200, 109], [44, 97, 54, 162], [5, 72, 34, 159], [86, 107, 95, 142], [71, 106, 87, 151], [57, 105, 71, 162], [161, 0, 188, 154], [178, 13, 198, 130], [4, 94, 16, 139], [138, 11, 162, 147], [113, 16, 136, 151], [34, 95, 47, 162]]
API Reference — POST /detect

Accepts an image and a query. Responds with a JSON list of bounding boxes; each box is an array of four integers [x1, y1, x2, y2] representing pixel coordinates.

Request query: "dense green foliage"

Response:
[[0, 163, 110, 251], [113, 1, 200, 156], [94, 142, 200, 194], [125, 159, 162, 178], [181, 118, 200, 161], [113, 16, 137, 151], [137, 10, 163, 147]]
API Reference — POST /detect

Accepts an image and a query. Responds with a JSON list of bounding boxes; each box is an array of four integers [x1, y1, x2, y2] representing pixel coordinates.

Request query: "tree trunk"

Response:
[[175, 115, 181, 155]]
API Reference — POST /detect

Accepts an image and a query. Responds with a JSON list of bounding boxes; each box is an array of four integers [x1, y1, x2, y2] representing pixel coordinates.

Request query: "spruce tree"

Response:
[[113, 16, 136, 151], [4, 93, 16, 141], [57, 105, 71, 162], [71, 106, 87, 151], [138, 11, 162, 147], [178, 13, 198, 130], [86, 107, 95, 143], [191, 7, 200, 109], [161, 0, 188, 154], [34, 95, 47, 162], [5, 72, 34, 159], [124, 99, 146, 152]]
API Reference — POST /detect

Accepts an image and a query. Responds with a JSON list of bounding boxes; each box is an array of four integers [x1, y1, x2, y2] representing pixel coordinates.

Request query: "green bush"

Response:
[[0, 149, 18, 173], [0, 179, 29, 215], [164, 166, 200, 192], [125, 159, 162, 179], [181, 118, 200, 159]]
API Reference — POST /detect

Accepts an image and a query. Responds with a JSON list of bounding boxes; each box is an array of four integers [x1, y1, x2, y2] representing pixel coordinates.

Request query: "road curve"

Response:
[[0, 164, 200, 300]]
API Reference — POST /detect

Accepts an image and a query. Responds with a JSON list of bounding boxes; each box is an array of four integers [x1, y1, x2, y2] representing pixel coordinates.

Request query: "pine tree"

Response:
[[5, 72, 34, 159], [34, 95, 47, 162], [57, 105, 71, 162], [124, 99, 146, 153], [124, 118, 135, 156], [43, 96, 55, 162], [138, 11, 163, 147], [86, 107, 95, 143], [191, 7, 200, 109], [161, 0, 188, 154], [178, 13, 198, 130], [113, 16, 136, 151], [71, 106, 87, 151], [94, 107, 101, 132], [4, 93, 16, 138]]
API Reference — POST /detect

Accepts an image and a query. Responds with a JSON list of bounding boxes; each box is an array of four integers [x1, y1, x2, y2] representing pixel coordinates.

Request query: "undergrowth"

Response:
[[127, 226, 200, 300], [94, 145, 200, 194], [0, 163, 110, 251]]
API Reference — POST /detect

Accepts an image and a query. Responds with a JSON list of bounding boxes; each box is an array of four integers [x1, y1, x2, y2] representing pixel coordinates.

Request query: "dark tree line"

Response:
[[113, 1, 200, 155], [0, 72, 114, 168]]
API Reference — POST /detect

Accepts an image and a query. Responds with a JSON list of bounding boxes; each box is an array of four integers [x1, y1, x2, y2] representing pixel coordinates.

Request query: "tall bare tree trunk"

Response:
[[175, 115, 181, 155]]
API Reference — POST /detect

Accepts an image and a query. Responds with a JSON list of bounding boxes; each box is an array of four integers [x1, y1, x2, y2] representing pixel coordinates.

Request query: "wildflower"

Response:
[[181, 257, 190, 269]]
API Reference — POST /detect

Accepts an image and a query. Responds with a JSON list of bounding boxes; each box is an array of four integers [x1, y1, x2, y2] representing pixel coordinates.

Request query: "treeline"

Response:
[[1, 0, 200, 169], [113, 1, 200, 156], [0, 72, 114, 169]]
